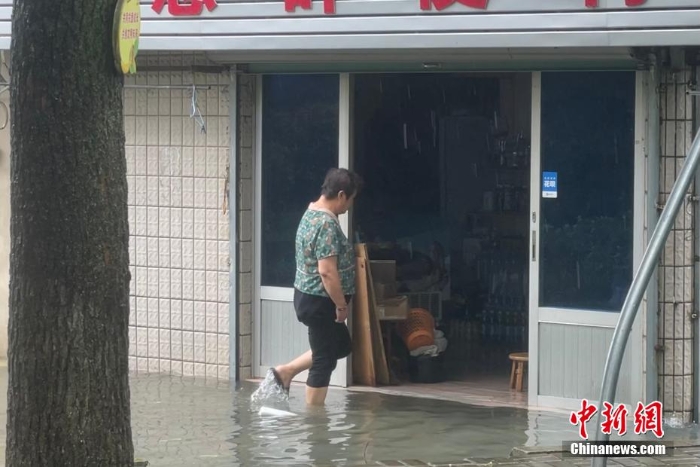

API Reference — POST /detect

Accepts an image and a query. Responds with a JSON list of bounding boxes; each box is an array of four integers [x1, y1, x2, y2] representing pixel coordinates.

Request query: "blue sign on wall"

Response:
[[542, 172, 557, 198]]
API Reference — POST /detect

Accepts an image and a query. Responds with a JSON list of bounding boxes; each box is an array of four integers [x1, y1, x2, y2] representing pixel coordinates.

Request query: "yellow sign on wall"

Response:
[[113, 0, 141, 74]]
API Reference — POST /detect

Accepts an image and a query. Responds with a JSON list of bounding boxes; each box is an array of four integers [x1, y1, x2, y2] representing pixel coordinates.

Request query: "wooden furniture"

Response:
[[352, 244, 390, 386], [509, 352, 528, 392]]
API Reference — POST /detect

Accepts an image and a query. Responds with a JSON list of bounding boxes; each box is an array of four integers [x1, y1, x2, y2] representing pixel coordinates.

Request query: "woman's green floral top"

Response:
[[293, 207, 355, 297]]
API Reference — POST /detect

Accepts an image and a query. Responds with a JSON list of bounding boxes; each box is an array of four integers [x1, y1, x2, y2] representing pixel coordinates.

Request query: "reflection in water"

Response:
[[124, 373, 700, 466]]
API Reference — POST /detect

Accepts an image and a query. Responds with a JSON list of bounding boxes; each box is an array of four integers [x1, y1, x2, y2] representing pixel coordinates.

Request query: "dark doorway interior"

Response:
[[352, 72, 532, 403]]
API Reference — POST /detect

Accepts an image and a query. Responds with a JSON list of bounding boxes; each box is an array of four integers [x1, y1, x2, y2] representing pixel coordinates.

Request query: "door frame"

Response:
[[527, 70, 648, 410], [252, 73, 352, 387]]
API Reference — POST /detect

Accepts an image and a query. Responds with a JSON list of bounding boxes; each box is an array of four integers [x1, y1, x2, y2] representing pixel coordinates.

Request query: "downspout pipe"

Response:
[[645, 52, 661, 420], [591, 106, 700, 467]]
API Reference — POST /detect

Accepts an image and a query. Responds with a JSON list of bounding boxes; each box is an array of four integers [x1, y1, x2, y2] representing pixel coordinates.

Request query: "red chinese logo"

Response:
[[284, 0, 336, 14], [585, 0, 646, 6], [570, 399, 598, 440], [152, 0, 218, 16], [570, 400, 665, 440], [601, 402, 628, 436], [634, 401, 664, 438]]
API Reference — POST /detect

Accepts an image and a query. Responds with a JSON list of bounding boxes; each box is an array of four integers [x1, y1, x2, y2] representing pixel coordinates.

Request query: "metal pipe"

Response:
[[591, 127, 700, 467], [645, 54, 661, 412]]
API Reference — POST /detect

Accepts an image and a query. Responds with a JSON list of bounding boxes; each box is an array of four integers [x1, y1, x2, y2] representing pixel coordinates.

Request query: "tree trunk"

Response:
[[7, 0, 133, 465]]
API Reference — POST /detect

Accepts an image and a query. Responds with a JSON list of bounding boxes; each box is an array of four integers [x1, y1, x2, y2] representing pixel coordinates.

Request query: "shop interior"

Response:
[[351, 72, 532, 406]]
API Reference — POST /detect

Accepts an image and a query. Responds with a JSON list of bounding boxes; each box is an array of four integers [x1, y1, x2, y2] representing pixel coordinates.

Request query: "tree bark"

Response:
[[7, 0, 134, 465]]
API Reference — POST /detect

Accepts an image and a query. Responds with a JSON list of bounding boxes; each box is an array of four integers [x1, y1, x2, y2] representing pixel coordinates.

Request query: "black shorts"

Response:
[[294, 289, 353, 388]]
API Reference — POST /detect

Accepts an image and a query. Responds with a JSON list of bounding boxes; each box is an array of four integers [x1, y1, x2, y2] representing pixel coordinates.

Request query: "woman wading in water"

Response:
[[254, 168, 362, 406]]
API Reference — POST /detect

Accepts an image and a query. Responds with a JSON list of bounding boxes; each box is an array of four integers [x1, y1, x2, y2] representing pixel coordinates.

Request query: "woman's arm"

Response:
[[318, 256, 347, 311]]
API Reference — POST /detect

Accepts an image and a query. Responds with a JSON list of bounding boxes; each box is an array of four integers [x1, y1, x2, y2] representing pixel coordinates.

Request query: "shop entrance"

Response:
[[351, 72, 532, 406], [251, 70, 645, 411]]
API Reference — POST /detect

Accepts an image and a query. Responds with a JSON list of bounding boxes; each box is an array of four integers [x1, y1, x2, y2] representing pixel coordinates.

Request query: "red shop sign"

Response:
[[585, 0, 647, 6], [149, 0, 647, 16], [152, 0, 218, 15], [421, 0, 646, 11], [284, 0, 648, 14]]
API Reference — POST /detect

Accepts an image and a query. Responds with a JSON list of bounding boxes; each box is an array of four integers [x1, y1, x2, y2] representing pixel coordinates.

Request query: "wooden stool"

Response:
[[509, 352, 528, 392]]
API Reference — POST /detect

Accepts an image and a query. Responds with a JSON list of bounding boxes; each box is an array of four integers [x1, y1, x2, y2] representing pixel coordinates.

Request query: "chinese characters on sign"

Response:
[[152, 0, 218, 16], [113, 0, 141, 74], [570, 400, 665, 440], [285, 0, 336, 15], [585, 0, 647, 7], [148, 0, 649, 16], [121, 23, 140, 40], [419, 0, 486, 12], [419, 0, 648, 12], [542, 172, 557, 198], [122, 12, 139, 23]]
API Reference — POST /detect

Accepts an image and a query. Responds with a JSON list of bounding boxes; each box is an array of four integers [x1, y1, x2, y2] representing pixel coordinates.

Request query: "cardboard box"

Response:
[[373, 282, 398, 301], [377, 295, 409, 321], [370, 260, 396, 284], [370, 260, 398, 301]]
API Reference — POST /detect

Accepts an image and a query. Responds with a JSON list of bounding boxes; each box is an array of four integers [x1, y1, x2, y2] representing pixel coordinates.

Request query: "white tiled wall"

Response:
[[657, 68, 695, 424], [124, 58, 232, 380]]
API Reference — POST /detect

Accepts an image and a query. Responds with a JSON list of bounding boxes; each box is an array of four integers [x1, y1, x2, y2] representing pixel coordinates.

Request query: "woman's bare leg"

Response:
[[306, 386, 328, 406], [274, 350, 312, 388]]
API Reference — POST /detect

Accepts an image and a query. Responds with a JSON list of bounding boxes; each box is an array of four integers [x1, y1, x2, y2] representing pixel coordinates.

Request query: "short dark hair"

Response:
[[321, 168, 363, 200]]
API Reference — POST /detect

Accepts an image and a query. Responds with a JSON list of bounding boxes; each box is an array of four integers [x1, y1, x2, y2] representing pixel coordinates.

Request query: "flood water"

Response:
[[130, 372, 541, 466], [126, 371, 700, 467], [0, 367, 698, 466]]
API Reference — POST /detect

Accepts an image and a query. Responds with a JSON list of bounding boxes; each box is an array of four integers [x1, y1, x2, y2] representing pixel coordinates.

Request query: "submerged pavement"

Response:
[[0, 366, 698, 466]]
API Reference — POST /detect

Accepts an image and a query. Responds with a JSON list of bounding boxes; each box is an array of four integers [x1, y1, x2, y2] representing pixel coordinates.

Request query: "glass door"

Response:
[[254, 73, 351, 387], [528, 71, 645, 409]]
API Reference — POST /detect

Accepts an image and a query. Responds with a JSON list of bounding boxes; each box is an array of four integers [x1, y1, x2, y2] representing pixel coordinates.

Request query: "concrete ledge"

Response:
[[511, 445, 563, 457]]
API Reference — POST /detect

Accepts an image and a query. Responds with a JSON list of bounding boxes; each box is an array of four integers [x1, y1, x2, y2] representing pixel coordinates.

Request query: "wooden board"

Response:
[[356, 244, 390, 386], [352, 256, 375, 386]]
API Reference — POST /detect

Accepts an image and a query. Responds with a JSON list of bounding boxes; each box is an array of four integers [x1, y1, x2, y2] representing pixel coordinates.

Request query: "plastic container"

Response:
[[408, 353, 445, 384], [397, 308, 435, 351]]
